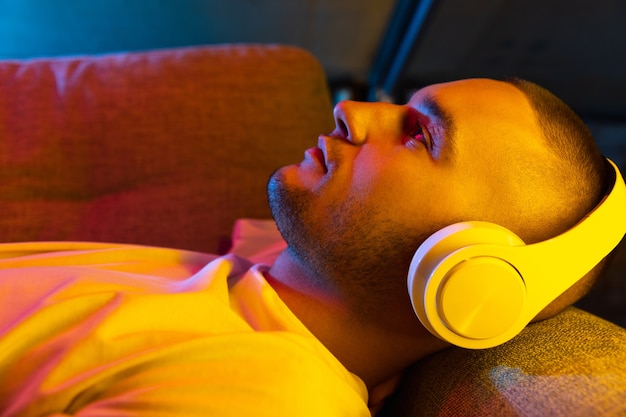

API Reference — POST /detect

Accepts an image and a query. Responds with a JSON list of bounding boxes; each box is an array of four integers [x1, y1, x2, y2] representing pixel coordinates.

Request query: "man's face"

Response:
[[268, 78, 548, 298]]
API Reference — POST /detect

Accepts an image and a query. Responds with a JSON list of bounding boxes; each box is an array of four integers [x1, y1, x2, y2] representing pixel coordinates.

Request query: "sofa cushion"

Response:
[[0, 45, 334, 252]]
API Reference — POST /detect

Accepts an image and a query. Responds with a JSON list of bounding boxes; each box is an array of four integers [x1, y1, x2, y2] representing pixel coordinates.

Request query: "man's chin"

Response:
[[268, 171, 308, 241]]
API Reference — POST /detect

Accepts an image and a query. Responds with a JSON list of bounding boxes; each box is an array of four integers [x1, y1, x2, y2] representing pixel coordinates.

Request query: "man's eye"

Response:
[[405, 126, 430, 150]]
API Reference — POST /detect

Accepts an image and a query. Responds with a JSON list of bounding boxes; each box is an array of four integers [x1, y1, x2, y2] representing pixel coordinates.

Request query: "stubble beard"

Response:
[[267, 169, 426, 317], [267, 170, 327, 281]]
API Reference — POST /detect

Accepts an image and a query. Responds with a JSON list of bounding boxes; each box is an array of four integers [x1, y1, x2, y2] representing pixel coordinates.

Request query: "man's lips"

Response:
[[317, 135, 329, 172], [304, 147, 328, 173], [301, 135, 331, 173]]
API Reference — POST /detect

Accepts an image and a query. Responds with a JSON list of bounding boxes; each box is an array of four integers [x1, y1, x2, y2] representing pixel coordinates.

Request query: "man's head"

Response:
[[268, 78, 609, 322]]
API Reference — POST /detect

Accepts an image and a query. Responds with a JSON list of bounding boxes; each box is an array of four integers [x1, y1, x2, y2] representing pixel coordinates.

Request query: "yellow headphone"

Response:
[[408, 158, 626, 349]]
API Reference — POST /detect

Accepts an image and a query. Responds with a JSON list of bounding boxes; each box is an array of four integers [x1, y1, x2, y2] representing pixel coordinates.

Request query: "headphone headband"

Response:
[[408, 158, 626, 349], [513, 158, 625, 309]]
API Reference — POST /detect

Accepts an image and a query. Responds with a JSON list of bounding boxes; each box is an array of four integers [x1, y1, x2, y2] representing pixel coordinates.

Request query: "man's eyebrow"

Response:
[[420, 93, 456, 152], [421, 93, 454, 133]]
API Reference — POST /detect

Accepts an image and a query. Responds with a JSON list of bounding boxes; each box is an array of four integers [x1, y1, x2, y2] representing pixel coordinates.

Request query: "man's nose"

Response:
[[330, 100, 404, 145]]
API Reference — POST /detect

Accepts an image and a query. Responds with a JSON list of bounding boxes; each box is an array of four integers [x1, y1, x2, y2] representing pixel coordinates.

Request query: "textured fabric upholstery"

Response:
[[379, 307, 626, 416], [0, 45, 334, 253]]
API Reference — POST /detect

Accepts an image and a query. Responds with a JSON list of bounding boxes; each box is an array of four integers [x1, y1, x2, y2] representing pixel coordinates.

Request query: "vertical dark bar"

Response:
[[367, 0, 417, 101], [368, 0, 438, 101]]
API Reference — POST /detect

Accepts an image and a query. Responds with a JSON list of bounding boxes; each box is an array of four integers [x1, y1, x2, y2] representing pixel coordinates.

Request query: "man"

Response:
[[0, 78, 613, 416], [266, 76, 613, 402]]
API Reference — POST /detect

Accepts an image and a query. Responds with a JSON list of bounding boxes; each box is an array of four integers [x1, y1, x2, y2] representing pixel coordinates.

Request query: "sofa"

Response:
[[1, 44, 625, 416]]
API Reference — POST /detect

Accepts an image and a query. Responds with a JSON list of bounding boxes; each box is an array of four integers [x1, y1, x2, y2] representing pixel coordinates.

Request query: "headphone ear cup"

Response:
[[408, 221, 527, 349], [407, 159, 626, 349]]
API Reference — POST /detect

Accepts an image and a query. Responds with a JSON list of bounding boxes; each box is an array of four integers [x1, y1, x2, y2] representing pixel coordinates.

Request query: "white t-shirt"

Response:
[[0, 241, 369, 416]]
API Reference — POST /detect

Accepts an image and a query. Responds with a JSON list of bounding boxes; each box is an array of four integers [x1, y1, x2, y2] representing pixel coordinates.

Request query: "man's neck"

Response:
[[266, 250, 449, 390]]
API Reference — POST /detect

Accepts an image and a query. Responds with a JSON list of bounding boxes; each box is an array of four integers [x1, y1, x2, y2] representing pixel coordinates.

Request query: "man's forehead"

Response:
[[408, 78, 517, 104], [407, 78, 534, 126]]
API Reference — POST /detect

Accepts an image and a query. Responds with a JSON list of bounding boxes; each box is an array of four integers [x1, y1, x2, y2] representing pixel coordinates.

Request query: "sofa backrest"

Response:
[[379, 306, 626, 417], [0, 45, 334, 253]]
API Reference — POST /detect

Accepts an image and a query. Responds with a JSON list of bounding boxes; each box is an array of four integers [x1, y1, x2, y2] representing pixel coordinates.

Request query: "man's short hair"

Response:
[[505, 77, 614, 319]]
